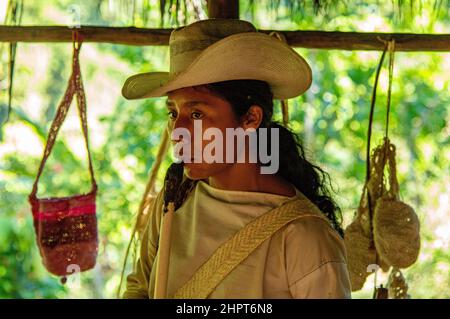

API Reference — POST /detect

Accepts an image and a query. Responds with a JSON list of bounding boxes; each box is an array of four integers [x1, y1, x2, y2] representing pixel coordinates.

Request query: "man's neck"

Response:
[[207, 162, 296, 197]]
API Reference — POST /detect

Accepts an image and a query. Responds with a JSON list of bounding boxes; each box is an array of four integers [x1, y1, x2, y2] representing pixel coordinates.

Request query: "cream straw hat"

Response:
[[122, 19, 312, 100]]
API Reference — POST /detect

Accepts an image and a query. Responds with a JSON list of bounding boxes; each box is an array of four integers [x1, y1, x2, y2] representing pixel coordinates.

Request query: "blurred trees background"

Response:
[[0, 0, 449, 298]]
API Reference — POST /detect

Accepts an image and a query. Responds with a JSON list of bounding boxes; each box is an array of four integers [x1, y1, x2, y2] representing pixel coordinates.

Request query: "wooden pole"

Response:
[[153, 162, 184, 299], [0, 26, 449, 51], [153, 202, 175, 299], [0, 26, 171, 46], [207, 0, 239, 19]]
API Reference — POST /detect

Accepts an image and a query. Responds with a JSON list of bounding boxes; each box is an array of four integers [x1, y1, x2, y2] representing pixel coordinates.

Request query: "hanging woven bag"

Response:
[[28, 40, 98, 279], [372, 138, 420, 269]]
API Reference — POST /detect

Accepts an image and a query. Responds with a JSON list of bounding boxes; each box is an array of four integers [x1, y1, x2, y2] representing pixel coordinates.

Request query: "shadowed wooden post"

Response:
[[154, 162, 184, 299], [207, 0, 239, 19]]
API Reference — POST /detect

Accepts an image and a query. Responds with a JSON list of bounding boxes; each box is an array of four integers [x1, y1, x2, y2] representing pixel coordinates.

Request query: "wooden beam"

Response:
[[207, 0, 239, 19], [281, 30, 450, 52], [1, 26, 449, 52], [0, 26, 172, 46]]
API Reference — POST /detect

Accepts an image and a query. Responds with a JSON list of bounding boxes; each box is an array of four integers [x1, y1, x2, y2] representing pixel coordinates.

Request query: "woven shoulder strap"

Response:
[[173, 194, 330, 299]]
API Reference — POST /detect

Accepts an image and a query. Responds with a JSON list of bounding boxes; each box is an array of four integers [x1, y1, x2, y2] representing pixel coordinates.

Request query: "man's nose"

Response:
[[169, 117, 191, 144]]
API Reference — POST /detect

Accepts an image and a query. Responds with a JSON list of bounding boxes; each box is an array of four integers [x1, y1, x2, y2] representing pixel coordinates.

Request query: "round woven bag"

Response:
[[372, 140, 420, 268], [374, 198, 420, 268]]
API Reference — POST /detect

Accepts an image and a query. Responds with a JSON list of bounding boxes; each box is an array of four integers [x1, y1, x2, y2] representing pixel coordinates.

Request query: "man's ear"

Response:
[[241, 105, 264, 130]]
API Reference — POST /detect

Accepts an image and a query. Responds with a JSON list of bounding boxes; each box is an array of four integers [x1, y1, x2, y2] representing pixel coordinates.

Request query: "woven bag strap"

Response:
[[173, 195, 329, 299], [30, 41, 97, 199]]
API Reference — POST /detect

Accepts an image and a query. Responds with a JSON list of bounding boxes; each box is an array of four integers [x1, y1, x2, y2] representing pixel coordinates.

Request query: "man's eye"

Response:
[[167, 111, 177, 119], [192, 111, 203, 119]]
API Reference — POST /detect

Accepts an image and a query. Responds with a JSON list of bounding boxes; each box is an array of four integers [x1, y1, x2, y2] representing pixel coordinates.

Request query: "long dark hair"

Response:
[[196, 80, 344, 237]]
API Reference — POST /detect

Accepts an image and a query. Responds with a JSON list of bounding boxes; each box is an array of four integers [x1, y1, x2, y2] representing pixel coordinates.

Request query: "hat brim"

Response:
[[122, 32, 312, 100]]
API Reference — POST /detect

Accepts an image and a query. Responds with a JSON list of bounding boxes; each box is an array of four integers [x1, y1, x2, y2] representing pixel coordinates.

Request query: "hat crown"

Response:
[[169, 19, 256, 75], [122, 18, 312, 101]]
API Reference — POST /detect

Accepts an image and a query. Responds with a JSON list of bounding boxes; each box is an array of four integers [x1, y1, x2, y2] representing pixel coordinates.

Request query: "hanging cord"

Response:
[[269, 31, 290, 127], [367, 38, 396, 299], [365, 38, 390, 299], [281, 100, 289, 127], [116, 128, 170, 298], [29, 30, 96, 200], [72, 29, 83, 50], [366, 40, 389, 225], [368, 44, 387, 298], [385, 41, 395, 138], [372, 39, 396, 203], [2, 0, 23, 126], [382, 40, 396, 167]]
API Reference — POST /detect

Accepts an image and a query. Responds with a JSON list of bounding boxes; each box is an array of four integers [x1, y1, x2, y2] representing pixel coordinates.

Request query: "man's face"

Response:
[[166, 86, 241, 180]]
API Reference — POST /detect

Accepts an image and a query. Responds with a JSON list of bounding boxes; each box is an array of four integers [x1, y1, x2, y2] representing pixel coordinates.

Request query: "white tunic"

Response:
[[124, 180, 351, 298]]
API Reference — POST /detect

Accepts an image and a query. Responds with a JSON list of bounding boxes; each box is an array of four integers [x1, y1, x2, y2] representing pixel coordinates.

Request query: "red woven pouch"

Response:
[[28, 40, 98, 279]]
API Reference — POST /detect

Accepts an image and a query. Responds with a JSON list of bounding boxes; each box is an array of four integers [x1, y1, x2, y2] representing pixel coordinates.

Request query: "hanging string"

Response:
[[381, 40, 396, 193], [385, 40, 396, 140], [2, 0, 24, 126], [281, 100, 289, 127], [365, 38, 389, 299], [6, 39, 16, 123], [366, 38, 396, 299], [269, 31, 290, 127], [72, 29, 83, 50], [365, 40, 388, 230]]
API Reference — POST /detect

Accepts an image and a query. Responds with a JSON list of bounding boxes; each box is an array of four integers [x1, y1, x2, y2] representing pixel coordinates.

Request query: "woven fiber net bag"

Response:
[[28, 41, 98, 279], [344, 185, 387, 291], [387, 267, 410, 299], [345, 145, 394, 291], [372, 138, 420, 269], [344, 216, 376, 291]]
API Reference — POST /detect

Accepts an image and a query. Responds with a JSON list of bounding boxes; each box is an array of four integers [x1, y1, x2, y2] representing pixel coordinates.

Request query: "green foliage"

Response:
[[0, 0, 449, 298]]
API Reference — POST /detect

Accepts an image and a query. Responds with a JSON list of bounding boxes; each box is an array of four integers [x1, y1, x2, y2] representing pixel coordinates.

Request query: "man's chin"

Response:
[[184, 163, 210, 180]]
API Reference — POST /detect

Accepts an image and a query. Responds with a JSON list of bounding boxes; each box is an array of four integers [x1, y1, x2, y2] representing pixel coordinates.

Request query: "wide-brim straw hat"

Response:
[[122, 19, 312, 100]]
